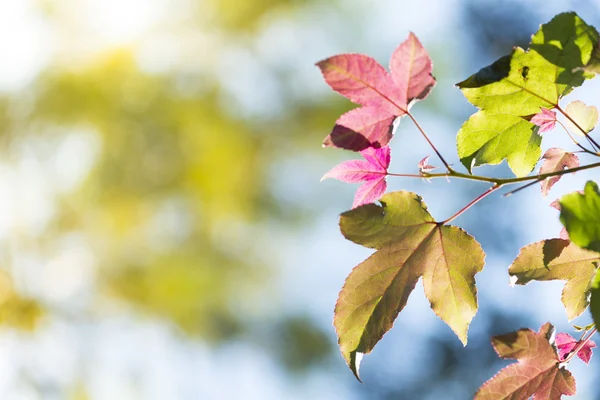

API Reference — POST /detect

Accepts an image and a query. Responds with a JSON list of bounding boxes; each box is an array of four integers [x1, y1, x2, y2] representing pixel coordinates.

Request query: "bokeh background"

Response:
[[0, 0, 599, 399]]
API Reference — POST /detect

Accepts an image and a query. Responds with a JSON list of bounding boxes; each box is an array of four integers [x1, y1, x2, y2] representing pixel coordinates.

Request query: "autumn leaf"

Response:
[[539, 148, 579, 197], [321, 146, 390, 208], [509, 239, 600, 320], [560, 181, 600, 252], [531, 108, 557, 134], [317, 33, 435, 151], [456, 12, 598, 176], [555, 333, 596, 364], [475, 322, 576, 400], [335, 191, 484, 379], [564, 100, 599, 136]]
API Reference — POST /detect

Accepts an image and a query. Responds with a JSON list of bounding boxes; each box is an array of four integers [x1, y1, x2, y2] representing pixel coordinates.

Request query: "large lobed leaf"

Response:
[[475, 323, 576, 400], [559, 181, 600, 253], [334, 191, 484, 379], [457, 12, 598, 177], [509, 239, 600, 320], [317, 33, 435, 151]]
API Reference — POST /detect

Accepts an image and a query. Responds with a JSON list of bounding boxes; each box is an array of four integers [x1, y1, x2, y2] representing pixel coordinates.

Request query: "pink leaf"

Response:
[[352, 176, 387, 208], [322, 146, 390, 208], [475, 323, 576, 400], [530, 108, 557, 134], [539, 148, 579, 196], [316, 54, 407, 114], [556, 332, 596, 364], [390, 32, 436, 104], [317, 33, 434, 151], [323, 106, 396, 151]]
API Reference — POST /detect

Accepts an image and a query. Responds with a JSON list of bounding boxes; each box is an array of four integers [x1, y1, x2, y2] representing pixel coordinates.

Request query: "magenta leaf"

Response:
[[556, 332, 596, 364], [390, 32, 436, 105], [322, 146, 390, 208], [539, 148, 579, 197], [317, 33, 434, 151], [323, 107, 396, 150], [531, 107, 557, 134]]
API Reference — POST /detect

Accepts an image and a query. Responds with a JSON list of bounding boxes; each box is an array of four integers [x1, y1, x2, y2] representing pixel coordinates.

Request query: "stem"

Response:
[[407, 112, 453, 171], [556, 120, 599, 156], [563, 327, 597, 364], [441, 185, 500, 224], [556, 104, 600, 151], [502, 180, 539, 197], [389, 160, 600, 185]]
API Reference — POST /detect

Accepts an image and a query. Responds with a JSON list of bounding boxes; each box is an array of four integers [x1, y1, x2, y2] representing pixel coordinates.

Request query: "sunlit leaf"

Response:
[[335, 191, 484, 379], [475, 323, 576, 400], [539, 148, 579, 197], [560, 181, 600, 252], [564, 100, 599, 136], [456, 111, 541, 176], [457, 12, 598, 175], [322, 146, 390, 208], [318, 33, 434, 150], [531, 108, 557, 134], [556, 332, 596, 364], [509, 239, 600, 320]]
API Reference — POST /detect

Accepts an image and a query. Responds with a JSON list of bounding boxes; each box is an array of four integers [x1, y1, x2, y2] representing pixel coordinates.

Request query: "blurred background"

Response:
[[0, 0, 599, 398]]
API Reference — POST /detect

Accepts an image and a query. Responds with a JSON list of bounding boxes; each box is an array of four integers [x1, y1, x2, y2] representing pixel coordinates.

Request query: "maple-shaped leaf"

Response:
[[555, 333, 596, 364], [509, 239, 600, 320], [560, 181, 600, 253], [531, 108, 557, 134], [475, 322, 576, 400], [335, 191, 484, 379], [317, 33, 435, 151], [456, 111, 541, 177], [564, 100, 599, 136], [457, 12, 598, 176], [539, 148, 579, 197], [322, 146, 390, 208]]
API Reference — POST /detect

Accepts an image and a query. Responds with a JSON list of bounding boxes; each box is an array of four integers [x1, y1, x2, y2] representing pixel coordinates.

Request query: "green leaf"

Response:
[[560, 181, 600, 252], [456, 12, 598, 175], [457, 111, 541, 176], [509, 239, 600, 320], [335, 191, 485, 379], [590, 268, 600, 329]]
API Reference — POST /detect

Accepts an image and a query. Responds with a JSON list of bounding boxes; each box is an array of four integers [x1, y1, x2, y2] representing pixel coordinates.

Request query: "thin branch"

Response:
[[440, 185, 501, 224], [556, 104, 600, 151], [407, 112, 453, 171]]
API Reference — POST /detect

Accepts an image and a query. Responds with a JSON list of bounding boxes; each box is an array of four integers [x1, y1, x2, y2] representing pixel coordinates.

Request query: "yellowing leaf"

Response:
[[564, 100, 599, 136], [335, 191, 485, 379], [509, 239, 600, 320]]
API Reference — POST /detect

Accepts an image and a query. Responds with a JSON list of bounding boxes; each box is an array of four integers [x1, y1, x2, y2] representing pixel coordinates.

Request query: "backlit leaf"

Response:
[[539, 148, 579, 197], [322, 146, 390, 208], [335, 191, 484, 379], [555, 332, 596, 364], [456, 12, 598, 175], [456, 111, 541, 176], [509, 239, 600, 320], [564, 100, 599, 136], [475, 322, 576, 400], [531, 108, 557, 134], [318, 33, 434, 151], [560, 181, 600, 252]]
